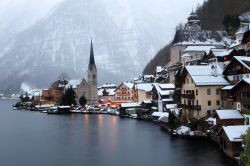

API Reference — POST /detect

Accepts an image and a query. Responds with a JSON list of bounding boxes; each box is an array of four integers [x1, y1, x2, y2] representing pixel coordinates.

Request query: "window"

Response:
[[196, 90, 198, 96], [207, 110, 211, 116], [196, 100, 199, 105], [208, 100, 211, 106], [216, 89, 220, 95], [187, 79, 189, 84], [216, 100, 220, 106], [246, 117, 249, 125], [207, 89, 211, 95]]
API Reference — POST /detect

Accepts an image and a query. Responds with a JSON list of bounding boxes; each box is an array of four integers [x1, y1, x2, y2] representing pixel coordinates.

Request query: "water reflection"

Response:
[[0, 100, 236, 166]]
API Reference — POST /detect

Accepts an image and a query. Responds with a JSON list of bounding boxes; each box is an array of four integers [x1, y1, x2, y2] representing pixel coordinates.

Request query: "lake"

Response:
[[0, 99, 235, 166]]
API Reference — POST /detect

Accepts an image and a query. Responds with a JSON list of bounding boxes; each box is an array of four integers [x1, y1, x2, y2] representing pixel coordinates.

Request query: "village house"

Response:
[[205, 48, 239, 69], [168, 11, 230, 83], [223, 56, 250, 85], [40, 79, 68, 105], [178, 65, 229, 119], [133, 83, 153, 103], [181, 45, 215, 65], [98, 83, 117, 104], [152, 83, 175, 112], [114, 82, 134, 102], [215, 110, 245, 128], [218, 125, 250, 158]]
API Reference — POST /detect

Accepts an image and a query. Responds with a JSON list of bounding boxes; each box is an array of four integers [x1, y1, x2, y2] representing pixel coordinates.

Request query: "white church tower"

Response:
[[87, 39, 98, 105]]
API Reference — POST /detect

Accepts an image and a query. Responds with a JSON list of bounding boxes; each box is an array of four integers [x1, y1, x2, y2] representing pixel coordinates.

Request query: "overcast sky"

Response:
[[0, 0, 205, 40]]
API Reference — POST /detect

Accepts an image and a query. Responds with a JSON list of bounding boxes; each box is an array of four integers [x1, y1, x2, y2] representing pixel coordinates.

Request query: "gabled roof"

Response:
[[183, 65, 229, 86], [216, 110, 244, 120], [232, 78, 250, 90], [115, 82, 134, 92], [172, 30, 231, 46], [66, 79, 82, 89], [223, 56, 250, 75], [159, 84, 175, 90], [136, 83, 153, 92], [209, 48, 235, 57], [184, 46, 215, 53], [220, 125, 250, 142]]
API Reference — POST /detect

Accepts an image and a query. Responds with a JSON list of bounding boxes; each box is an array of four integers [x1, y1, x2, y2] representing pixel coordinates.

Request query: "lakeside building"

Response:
[[215, 110, 245, 128], [152, 83, 175, 112], [114, 82, 134, 102], [178, 65, 229, 119], [218, 125, 250, 158]]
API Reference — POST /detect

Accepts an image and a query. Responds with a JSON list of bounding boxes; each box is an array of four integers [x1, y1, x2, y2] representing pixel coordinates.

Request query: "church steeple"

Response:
[[88, 39, 96, 70]]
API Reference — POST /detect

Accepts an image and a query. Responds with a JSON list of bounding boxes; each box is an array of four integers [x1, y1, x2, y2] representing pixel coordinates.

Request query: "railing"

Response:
[[181, 93, 195, 99], [226, 70, 240, 75], [179, 104, 201, 110]]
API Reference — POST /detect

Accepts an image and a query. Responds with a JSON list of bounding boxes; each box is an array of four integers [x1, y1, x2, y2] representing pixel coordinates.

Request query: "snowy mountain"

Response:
[[0, 0, 202, 94]]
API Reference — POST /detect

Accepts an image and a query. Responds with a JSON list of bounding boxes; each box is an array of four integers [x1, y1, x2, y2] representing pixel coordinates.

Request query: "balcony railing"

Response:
[[179, 104, 201, 111], [226, 70, 240, 75], [181, 93, 195, 99]]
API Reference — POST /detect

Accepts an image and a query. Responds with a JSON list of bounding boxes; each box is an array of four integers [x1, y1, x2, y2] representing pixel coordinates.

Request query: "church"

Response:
[[66, 40, 98, 105]]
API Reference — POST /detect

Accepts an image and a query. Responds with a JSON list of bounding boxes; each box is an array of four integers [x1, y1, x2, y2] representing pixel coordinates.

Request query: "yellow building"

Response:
[[178, 65, 229, 119]]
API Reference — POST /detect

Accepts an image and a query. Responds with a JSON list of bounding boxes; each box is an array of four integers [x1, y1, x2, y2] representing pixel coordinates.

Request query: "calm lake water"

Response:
[[0, 99, 236, 166]]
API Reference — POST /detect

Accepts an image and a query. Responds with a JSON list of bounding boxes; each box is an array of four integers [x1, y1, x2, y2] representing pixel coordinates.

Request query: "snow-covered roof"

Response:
[[184, 46, 215, 53], [211, 49, 234, 57], [222, 85, 234, 90], [166, 104, 177, 109], [162, 99, 174, 102], [186, 65, 223, 75], [142, 100, 152, 104], [98, 88, 116, 96], [99, 83, 117, 89], [156, 66, 163, 73], [123, 82, 134, 89], [120, 103, 140, 108], [185, 65, 229, 86], [239, 11, 250, 23], [136, 83, 153, 92], [222, 125, 250, 142], [233, 56, 250, 70], [236, 23, 250, 35], [66, 79, 82, 89], [216, 110, 244, 120], [172, 30, 231, 46], [144, 75, 154, 78], [152, 112, 169, 117], [98, 89, 104, 96], [182, 53, 191, 58], [159, 84, 175, 90], [191, 76, 229, 86]]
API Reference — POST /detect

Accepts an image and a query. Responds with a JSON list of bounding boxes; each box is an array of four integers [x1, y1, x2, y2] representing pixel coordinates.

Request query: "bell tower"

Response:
[[87, 39, 98, 105]]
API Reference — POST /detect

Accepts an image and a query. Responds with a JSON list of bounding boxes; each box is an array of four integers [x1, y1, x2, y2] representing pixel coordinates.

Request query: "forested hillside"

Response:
[[143, 0, 250, 75]]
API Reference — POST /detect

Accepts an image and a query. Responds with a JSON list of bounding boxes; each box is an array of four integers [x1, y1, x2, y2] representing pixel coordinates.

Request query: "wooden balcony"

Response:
[[179, 104, 201, 111], [181, 93, 195, 99]]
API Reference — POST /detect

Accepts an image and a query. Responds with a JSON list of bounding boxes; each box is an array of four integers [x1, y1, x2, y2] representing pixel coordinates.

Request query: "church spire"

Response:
[[88, 39, 96, 70]]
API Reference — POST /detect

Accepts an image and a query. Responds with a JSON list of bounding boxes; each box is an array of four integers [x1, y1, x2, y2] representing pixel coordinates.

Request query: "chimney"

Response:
[[211, 64, 217, 77]]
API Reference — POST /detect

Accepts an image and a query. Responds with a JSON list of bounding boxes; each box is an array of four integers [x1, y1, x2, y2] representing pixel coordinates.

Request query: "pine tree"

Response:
[[79, 95, 87, 107], [60, 86, 77, 106], [168, 111, 176, 130], [241, 129, 250, 166]]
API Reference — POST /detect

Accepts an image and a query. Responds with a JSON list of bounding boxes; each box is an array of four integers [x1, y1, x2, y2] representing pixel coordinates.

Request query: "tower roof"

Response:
[[89, 39, 96, 70]]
